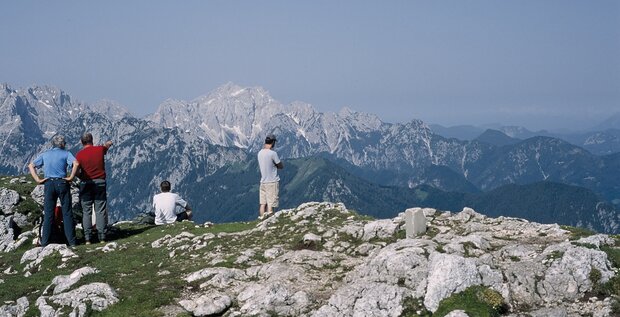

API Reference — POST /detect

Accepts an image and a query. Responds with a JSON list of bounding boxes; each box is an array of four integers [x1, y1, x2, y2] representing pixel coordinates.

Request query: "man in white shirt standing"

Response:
[[152, 180, 193, 225], [258, 134, 284, 220]]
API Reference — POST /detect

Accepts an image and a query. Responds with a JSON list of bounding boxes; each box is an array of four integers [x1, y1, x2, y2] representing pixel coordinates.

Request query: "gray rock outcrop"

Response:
[[1, 201, 618, 316], [21, 244, 78, 271], [0, 296, 29, 317], [37, 282, 119, 317], [0, 188, 20, 214]]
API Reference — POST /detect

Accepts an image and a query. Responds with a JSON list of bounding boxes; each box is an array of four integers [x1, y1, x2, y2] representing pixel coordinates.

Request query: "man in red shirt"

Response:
[[76, 132, 113, 244]]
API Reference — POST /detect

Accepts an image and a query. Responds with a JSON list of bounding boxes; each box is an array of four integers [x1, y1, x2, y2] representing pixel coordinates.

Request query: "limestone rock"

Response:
[[0, 215, 17, 252], [424, 253, 482, 312], [237, 282, 311, 316], [47, 267, 100, 295], [362, 219, 399, 241], [264, 246, 284, 259], [303, 233, 322, 244], [0, 188, 20, 214], [30, 185, 45, 206], [39, 282, 119, 316], [179, 292, 232, 316], [21, 244, 78, 271], [3, 201, 619, 316], [313, 282, 405, 317], [185, 267, 248, 288], [101, 242, 118, 253], [538, 243, 614, 302], [11, 212, 29, 228], [0, 296, 29, 317], [575, 234, 616, 248]]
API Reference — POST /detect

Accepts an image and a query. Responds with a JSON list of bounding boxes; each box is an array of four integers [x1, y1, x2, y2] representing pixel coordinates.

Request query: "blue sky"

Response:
[[1, 1, 619, 130]]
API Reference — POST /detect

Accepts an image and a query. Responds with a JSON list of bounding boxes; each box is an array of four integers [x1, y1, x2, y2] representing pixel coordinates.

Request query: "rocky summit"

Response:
[[1, 202, 620, 316]]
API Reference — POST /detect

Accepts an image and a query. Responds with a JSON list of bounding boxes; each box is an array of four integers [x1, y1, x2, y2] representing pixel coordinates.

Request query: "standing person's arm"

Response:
[[64, 152, 79, 182], [103, 140, 113, 155], [28, 163, 47, 184], [64, 160, 80, 182], [273, 152, 283, 169]]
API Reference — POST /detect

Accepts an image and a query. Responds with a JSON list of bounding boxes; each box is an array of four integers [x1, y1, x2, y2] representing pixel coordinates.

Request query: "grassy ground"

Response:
[[0, 220, 255, 316], [0, 204, 377, 316]]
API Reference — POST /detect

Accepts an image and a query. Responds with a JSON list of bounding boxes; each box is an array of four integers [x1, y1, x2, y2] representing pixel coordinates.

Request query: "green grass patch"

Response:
[[601, 246, 620, 268], [571, 242, 598, 250], [0, 218, 261, 315], [400, 297, 431, 317], [435, 245, 446, 253], [594, 246, 620, 301], [462, 241, 477, 257], [434, 286, 506, 317], [424, 226, 440, 239], [560, 225, 596, 240]]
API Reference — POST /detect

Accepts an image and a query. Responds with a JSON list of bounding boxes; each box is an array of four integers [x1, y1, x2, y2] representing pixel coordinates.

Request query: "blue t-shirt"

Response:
[[32, 148, 76, 178]]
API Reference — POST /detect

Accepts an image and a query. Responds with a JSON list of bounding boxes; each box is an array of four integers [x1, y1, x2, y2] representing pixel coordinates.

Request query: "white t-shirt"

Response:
[[258, 148, 281, 183], [153, 192, 188, 225]]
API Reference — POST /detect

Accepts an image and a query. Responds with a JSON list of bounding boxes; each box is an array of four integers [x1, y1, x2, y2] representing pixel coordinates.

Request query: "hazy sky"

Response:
[[2, 1, 619, 131]]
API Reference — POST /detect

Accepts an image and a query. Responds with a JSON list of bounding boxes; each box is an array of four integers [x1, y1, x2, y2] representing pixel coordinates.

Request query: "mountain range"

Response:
[[184, 156, 618, 233], [431, 122, 620, 155], [1, 82, 618, 232]]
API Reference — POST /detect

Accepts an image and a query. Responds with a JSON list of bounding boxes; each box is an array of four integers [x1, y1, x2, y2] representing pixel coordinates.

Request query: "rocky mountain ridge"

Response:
[[143, 83, 620, 204], [1, 201, 619, 316], [1, 82, 618, 225], [431, 124, 620, 156]]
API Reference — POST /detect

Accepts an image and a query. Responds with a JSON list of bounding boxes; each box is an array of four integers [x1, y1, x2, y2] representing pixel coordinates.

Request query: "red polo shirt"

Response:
[[76, 145, 108, 180]]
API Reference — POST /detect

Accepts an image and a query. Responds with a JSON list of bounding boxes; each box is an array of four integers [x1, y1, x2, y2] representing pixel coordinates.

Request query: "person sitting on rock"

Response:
[[152, 180, 193, 225]]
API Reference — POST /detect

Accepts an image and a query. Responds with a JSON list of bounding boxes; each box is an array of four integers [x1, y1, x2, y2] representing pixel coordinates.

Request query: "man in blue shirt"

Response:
[[28, 135, 80, 247]]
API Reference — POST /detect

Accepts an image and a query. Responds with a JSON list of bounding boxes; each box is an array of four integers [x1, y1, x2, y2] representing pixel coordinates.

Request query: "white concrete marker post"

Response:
[[405, 208, 427, 238]]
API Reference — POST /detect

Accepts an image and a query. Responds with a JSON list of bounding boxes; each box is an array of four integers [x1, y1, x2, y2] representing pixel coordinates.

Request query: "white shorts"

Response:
[[259, 182, 279, 207]]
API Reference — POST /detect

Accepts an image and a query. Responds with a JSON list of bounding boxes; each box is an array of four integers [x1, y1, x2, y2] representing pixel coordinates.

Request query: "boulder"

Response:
[[0, 296, 29, 317], [30, 185, 44, 206], [237, 282, 311, 316], [21, 244, 78, 271], [0, 188, 20, 214], [47, 267, 100, 295], [362, 219, 399, 241], [0, 216, 16, 252], [313, 282, 405, 317], [179, 292, 232, 316], [38, 282, 119, 316], [424, 253, 482, 312]]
